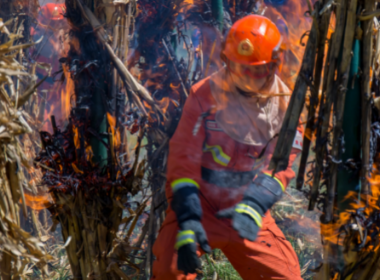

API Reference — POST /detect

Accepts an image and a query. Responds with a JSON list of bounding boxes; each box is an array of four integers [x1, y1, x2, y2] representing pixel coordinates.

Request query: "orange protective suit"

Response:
[[152, 71, 303, 280]]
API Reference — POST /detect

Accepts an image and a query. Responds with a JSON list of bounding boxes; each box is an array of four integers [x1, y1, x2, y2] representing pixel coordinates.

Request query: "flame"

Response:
[[319, 163, 380, 247], [86, 145, 94, 163], [61, 67, 74, 121], [72, 163, 84, 174], [73, 125, 80, 149], [320, 212, 352, 245], [24, 193, 52, 211], [106, 113, 121, 149], [156, 97, 170, 115]]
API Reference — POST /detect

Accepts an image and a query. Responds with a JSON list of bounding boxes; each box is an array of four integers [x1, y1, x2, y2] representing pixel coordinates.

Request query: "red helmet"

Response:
[[38, 3, 66, 26], [31, 3, 66, 35], [223, 15, 282, 66]]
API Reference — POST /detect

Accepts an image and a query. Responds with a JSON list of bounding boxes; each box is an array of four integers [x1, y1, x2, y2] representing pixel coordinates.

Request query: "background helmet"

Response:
[[38, 3, 66, 26]]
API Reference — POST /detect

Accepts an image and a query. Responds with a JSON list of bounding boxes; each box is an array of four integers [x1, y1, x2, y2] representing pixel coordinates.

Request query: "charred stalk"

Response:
[[325, 0, 358, 223], [309, 0, 347, 211], [360, 0, 376, 197], [296, 0, 332, 190]]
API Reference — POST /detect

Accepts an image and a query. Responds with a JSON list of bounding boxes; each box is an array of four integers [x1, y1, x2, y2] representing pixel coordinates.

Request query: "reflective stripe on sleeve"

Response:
[[235, 203, 263, 228], [171, 178, 200, 193], [263, 172, 285, 192], [175, 230, 196, 250], [203, 144, 231, 166]]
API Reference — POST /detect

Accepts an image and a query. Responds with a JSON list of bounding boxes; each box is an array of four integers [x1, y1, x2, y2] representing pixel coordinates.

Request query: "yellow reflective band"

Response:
[[177, 230, 194, 238], [263, 172, 285, 192], [175, 230, 196, 250], [171, 178, 200, 192], [175, 238, 195, 250], [203, 144, 231, 166], [235, 204, 263, 228], [252, 157, 265, 170]]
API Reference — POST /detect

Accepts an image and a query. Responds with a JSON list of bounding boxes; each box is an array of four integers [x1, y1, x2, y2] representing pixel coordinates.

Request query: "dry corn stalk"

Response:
[[0, 18, 53, 279]]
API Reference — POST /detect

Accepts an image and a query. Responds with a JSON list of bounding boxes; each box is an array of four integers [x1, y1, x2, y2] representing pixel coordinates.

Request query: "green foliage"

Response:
[[200, 250, 242, 280]]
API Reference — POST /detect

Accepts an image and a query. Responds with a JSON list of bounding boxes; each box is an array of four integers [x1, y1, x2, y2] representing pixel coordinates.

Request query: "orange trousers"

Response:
[[151, 185, 302, 280]]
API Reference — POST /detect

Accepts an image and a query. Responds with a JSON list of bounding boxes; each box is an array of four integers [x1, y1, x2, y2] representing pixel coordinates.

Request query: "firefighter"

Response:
[[30, 3, 69, 130], [31, 3, 68, 76], [152, 15, 303, 280]]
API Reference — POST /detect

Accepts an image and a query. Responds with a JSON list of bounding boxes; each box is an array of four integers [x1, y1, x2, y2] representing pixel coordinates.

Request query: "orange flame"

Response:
[[72, 125, 80, 149], [86, 145, 94, 163], [72, 163, 84, 174], [106, 113, 121, 149], [320, 164, 380, 246], [156, 97, 170, 115], [320, 212, 352, 245], [61, 67, 74, 121], [24, 193, 52, 211]]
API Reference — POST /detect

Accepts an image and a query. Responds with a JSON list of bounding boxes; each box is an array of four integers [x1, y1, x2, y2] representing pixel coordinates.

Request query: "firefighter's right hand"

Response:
[[215, 201, 263, 241], [176, 220, 211, 274], [170, 182, 211, 274]]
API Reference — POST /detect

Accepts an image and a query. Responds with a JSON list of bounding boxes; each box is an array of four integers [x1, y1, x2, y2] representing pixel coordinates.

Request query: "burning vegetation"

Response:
[[3, 0, 380, 279]]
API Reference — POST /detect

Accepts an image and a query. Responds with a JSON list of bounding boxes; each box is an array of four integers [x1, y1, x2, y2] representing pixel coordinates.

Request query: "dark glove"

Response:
[[175, 220, 211, 274], [171, 183, 211, 274], [216, 173, 284, 241]]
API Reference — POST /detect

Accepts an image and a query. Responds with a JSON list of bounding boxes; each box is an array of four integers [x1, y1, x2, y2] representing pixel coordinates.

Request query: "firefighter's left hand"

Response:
[[216, 173, 285, 241], [216, 201, 264, 241]]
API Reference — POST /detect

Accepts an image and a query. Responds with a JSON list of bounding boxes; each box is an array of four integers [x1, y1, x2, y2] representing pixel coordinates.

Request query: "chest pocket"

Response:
[[203, 120, 232, 167], [203, 144, 231, 166]]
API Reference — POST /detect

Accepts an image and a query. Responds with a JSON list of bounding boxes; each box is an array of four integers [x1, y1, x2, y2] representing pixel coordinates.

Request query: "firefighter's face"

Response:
[[228, 60, 275, 92]]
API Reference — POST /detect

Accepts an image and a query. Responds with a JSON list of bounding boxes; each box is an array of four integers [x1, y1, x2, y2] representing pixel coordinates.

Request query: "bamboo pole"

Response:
[[360, 0, 376, 198], [309, 0, 347, 210], [211, 0, 224, 31], [325, 0, 358, 223], [269, 1, 320, 173], [296, 0, 331, 190]]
